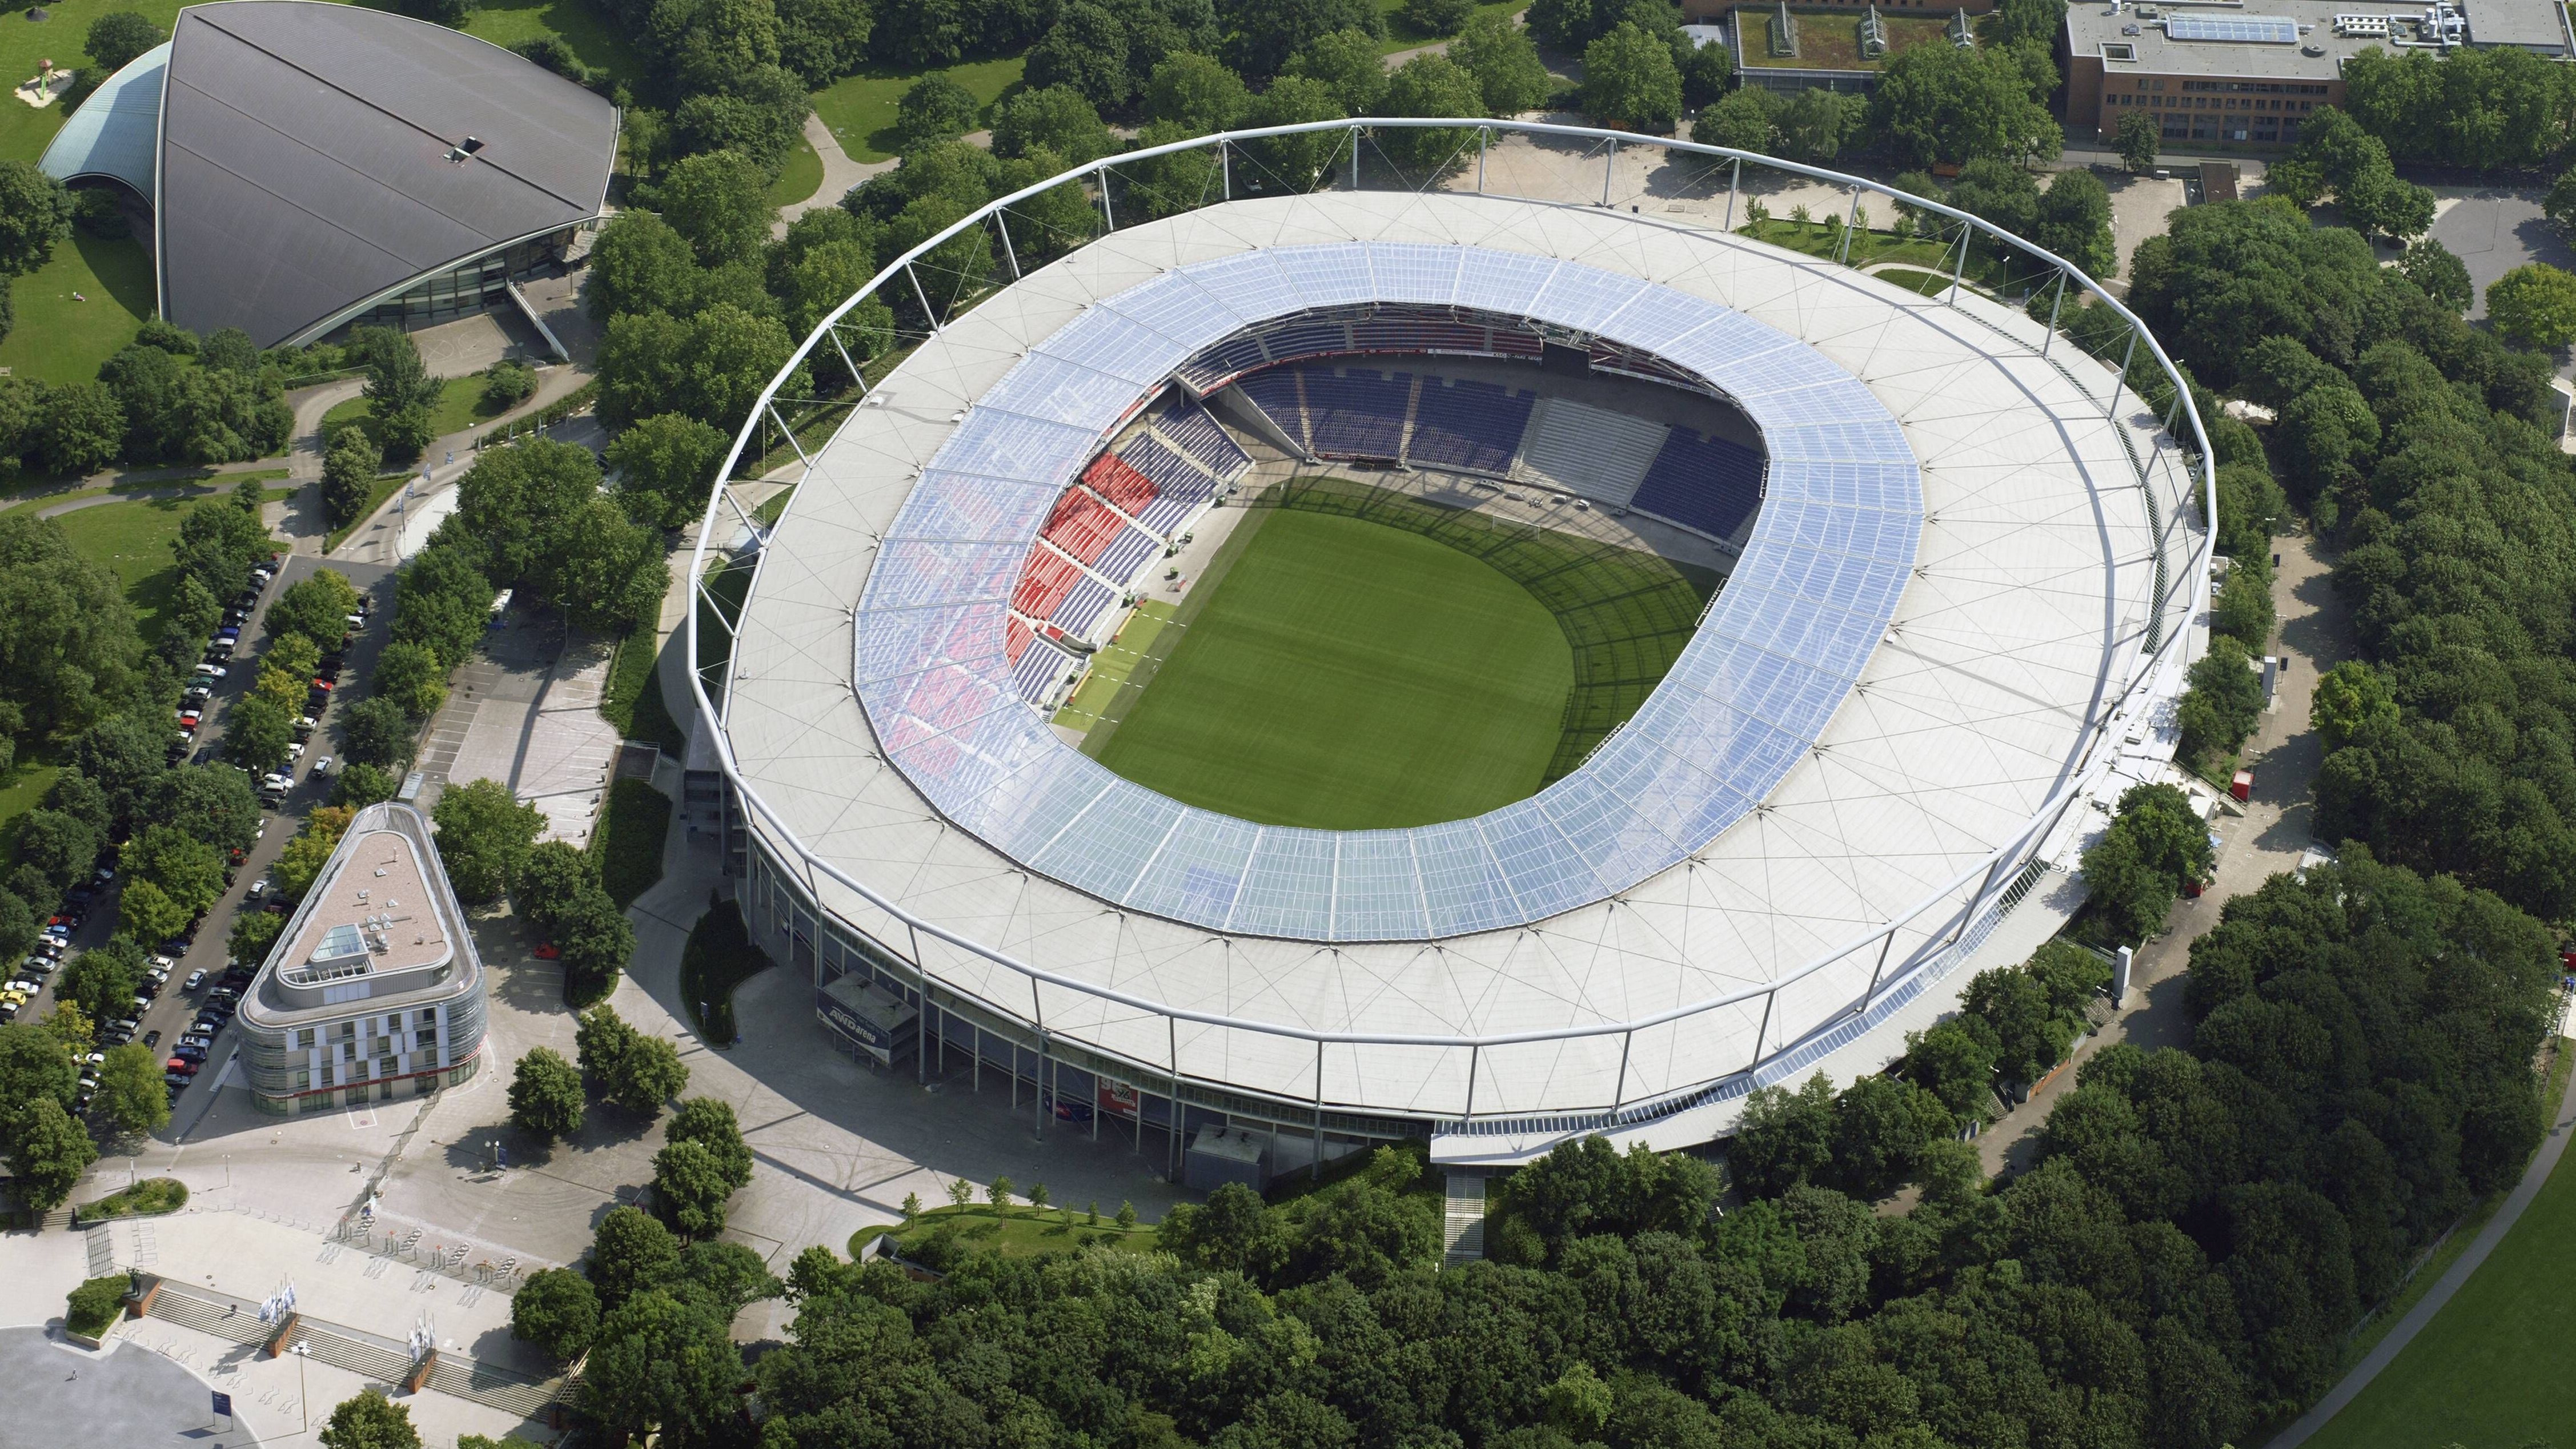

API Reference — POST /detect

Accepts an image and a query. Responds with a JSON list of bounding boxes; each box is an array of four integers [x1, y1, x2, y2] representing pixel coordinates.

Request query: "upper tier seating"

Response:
[[1514, 398, 1669, 508], [1237, 370, 1309, 450]]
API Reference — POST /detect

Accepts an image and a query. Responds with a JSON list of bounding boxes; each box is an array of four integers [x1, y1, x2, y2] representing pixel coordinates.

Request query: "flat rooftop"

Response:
[[2066, 0, 2569, 78], [280, 828, 450, 979]]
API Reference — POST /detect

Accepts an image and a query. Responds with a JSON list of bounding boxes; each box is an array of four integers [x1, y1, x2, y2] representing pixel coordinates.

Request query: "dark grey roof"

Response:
[[158, 0, 618, 346]]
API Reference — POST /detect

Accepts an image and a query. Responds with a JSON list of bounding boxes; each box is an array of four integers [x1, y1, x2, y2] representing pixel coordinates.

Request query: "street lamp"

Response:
[[291, 1341, 310, 1432]]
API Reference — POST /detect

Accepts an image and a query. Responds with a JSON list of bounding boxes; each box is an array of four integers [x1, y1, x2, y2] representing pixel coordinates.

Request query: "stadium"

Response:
[[691, 122, 2210, 1183]]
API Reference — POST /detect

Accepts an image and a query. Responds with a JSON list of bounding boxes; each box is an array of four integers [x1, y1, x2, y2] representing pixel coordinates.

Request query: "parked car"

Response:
[[183, 970, 207, 992], [245, 881, 267, 902], [165, 1070, 193, 1089], [192, 664, 227, 680], [313, 756, 334, 774], [143, 1030, 161, 1047], [109, 1017, 139, 1037], [172, 1043, 207, 1063], [179, 1033, 214, 1051]]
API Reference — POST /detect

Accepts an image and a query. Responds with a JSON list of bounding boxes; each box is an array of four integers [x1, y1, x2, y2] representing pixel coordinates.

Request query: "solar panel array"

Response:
[[2165, 14, 2300, 41], [851, 242, 1923, 941]]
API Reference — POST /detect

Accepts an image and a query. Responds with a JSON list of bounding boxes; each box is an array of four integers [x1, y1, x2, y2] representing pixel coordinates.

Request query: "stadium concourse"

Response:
[[707, 181, 2204, 1173]]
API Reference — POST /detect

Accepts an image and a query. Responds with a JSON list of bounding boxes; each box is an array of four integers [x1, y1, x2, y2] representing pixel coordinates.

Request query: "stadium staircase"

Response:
[[1513, 398, 1667, 507], [1442, 1175, 1487, 1266]]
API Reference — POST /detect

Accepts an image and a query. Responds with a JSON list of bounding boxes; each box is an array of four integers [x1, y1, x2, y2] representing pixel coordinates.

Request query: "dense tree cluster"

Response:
[[575, 1004, 691, 1115], [0, 319, 291, 476], [527, 848, 2546, 1449], [2340, 44, 2576, 170], [511, 839, 636, 1002], [2268, 109, 2434, 243]]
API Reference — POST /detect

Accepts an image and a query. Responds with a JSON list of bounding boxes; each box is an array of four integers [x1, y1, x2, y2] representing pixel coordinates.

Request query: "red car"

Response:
[[311, 678, 335, 693], [532, 942, 562, 960], [165, 1057, 199, 1076]]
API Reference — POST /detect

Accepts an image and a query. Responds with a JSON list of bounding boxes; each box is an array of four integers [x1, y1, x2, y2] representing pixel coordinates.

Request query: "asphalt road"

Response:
[[18, 550, 396, 1140]]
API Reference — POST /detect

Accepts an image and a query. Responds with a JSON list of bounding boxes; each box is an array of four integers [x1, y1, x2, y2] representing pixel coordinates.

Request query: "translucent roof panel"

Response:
[[2166, 14, 2300, 41], [852, 242, 1922, 942]]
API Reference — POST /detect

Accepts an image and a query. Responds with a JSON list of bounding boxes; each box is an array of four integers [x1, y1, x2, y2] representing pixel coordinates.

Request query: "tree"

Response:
[[115, 877, 192, 949], [1143, 51, 1249, 130], [230, 910, 286, 970], [509, 1047, 587, 1141], [431, 778, 545, 904], [579, 1289, 744, 1446], [607, 414, 729, 532], [1692, 86, 1773, 151], [1286, 28, 1386, 115], [0, 1019, 79, 1127], [0, 514, 145, 746], [334, 696, 416, 770], [1901, 1017, 2000, 1123], [1773, 87, 1860, 165], [587, 1205, 683, 1310], [332, 762, 400, 809], [1449, 12, 1552, 115], [2486, 262, 2576, 348], [597, 303, 802, 432], [1731, 1073, 1837, 1195], [153, 763, 261, 855], [2079, 782, 2212, 946], [268, 570, 359, 651], [1026, 3, 1137, 109], [1825, 1071, 1955, 1199], [372, 640, 449, 721], [511, 1267, 599, 1364], [1582, 22, 1681, 131], [2033, 168, 2115, 278], [352, 326, 437, 431], [776, 0, 872, 85], [2549, 163, 2576, 235], [656, 150, 777, 267], [666, 1097, 753, 1193], [1869, 42, 2059, 168], [609, 1034, 689, 1115], [2115, 108, 2160, 174], [577, 1005, 639, 1088], [129, 824, 221, 917], [52, 945, 140, 1026], [83, 10, 163, 77], [2397, 237, 2474, 313], [585, 212, 703, 323], [1222, 0, 1382, 78], [481, 359, 537, 412], [1400, 0, 1472, 35], [271, 807, 353, 901], [2177, 633, 2266, 765], [9, 1097, 96, 1210], [0, 161, 73, 278], [871, 0, 964, 68], [652, 1137, 737, 1237], [96, 1041, 171, 1134], [512, 840, 600, 933], [991, 85, 1114, 164], [317, 1389, 420, 1449], [1375, 57, 1487, 180], [223, 695, 294, 774], [894, 74, 981, 152], [1240, 76, 1350, 192], [33, 382, 125, 476]]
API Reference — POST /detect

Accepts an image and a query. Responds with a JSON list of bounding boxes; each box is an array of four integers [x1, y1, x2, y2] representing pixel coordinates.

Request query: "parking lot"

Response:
[[7, 550, 396, 1141]]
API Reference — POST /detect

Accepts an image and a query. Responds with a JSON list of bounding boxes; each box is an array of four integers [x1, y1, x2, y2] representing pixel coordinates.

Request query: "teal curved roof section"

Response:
[[37, 42, 169, 202]]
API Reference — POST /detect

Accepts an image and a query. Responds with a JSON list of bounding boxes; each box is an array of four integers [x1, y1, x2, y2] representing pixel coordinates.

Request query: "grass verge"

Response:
[[51, 487, 292, 641], [450, 0, 647, 79], [601, 627, 689, 754], [589, 777, 670, 908], [2300, 1039, 2576, 1449], [871, 1202, 1162, 1262], [323, 472, 411, 554], [73, 1175, 188, 1224], [679, 898, 770, 1044], [323, 375, 507, 447]]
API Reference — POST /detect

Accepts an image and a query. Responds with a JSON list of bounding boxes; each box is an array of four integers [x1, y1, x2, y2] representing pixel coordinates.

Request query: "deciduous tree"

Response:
[[508, 1047, 586, 1141], [431, 778, 544, 904]]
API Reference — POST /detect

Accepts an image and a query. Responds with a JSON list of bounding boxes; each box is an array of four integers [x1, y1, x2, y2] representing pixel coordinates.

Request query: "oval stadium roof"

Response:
[[157, 0, 619, 346], [38, 41, 168, 201]]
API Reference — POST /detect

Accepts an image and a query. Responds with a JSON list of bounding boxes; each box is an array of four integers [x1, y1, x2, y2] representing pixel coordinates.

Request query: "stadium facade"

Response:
[[39, 0, 618, 347], [695, 125, 2209, 1178]]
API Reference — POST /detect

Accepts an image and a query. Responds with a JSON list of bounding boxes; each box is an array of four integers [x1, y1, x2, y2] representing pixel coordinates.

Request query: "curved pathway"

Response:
[[777, 111, 894, 231], [2266, 1051, 2576, 1447]]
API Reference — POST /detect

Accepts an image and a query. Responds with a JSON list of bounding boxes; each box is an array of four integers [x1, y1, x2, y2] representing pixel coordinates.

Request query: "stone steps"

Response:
[[1442, 1174, 1486, 1267]]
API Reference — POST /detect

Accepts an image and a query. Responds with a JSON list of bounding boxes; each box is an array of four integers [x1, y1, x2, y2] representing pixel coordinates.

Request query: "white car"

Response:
[[246, 880, 268, 901], [313, 756, 334, 774], [286, 741, 305, 760], [151, 954, 178, 970]]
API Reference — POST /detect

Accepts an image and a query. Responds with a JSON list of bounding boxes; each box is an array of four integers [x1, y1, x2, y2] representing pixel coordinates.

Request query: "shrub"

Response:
[[65, 1275, 127, 1338]]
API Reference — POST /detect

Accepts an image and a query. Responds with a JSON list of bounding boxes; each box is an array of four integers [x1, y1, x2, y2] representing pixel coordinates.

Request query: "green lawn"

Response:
[[1874, 265, 1955, 297], [1096, 505, 1574, 829], [589, 776, 670, 907], [878, 1203, 1163, 1261], [322, 473, 410, 554], [811, 53, 1027, 163], [323, 374, 509, 445], [1373, 0, 1530, 53], [601, 626, 690, 754], [2302, 1059, 2576, 1449], [770, 127, 824, 207], [49, 486, 287, 641], [434, 0, 645, 79], [0, 233, 154, 387]]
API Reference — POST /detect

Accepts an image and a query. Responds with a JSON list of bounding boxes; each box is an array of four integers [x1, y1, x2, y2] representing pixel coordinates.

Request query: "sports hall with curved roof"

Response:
[[709, 175, 2203, 1161]]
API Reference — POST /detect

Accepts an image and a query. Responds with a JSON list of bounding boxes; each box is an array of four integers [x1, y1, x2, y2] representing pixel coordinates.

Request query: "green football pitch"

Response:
[[1092, 479, 1719, 830]]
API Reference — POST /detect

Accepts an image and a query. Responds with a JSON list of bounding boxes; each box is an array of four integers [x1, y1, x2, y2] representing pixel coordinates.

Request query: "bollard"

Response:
[[2113, 945, 2133, 1008]]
